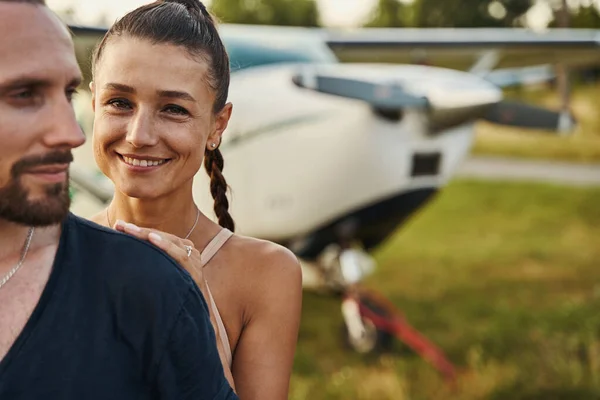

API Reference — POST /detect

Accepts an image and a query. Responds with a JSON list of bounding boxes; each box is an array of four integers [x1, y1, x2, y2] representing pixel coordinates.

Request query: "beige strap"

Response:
[[200, 228, 234, 368], [200, 228, 233, 267], [205, 280, 233, 369]]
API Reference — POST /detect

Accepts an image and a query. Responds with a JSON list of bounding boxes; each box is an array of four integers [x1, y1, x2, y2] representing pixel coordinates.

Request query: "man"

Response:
[[0, 1, 238, 398]]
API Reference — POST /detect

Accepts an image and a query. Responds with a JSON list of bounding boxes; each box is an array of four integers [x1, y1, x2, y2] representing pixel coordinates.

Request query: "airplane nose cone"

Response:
[[425, 78, 503, 109]]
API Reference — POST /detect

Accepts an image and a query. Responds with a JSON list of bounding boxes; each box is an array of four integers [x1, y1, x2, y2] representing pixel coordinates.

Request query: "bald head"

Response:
[[0, 1, 85, 226]]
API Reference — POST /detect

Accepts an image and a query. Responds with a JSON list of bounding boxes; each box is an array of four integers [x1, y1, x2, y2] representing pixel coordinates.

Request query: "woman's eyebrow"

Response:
[[103, 82, 135, 93], [157, 90, 196, 102], [102, 83, 195, 102]]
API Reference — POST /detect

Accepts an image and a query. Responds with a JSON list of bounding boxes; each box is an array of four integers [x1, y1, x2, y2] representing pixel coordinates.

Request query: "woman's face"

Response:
[[91, 37, 231, 200]]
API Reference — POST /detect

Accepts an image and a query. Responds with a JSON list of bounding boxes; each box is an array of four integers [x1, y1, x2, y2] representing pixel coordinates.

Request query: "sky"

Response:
[[45, 0, 597, 29]]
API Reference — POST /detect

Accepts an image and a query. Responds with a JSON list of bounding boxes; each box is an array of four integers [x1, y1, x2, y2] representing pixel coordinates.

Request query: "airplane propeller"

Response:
[[292, 65, 577, 135], [291, 68, 429, 110], [482, 100, 577, 134]]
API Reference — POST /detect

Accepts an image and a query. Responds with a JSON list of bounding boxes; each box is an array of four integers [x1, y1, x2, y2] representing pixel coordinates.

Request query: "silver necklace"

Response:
[[0, 227, 35, 290], [185, 208, 201, 239], [106, 207, 200, 239]]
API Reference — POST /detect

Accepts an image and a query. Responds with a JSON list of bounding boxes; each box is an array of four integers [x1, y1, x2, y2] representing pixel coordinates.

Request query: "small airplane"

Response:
[[65, 21, 600, 378]]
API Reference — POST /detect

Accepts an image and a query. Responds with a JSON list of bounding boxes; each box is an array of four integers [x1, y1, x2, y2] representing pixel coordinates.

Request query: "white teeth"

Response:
[[122, 156, 166, 168]]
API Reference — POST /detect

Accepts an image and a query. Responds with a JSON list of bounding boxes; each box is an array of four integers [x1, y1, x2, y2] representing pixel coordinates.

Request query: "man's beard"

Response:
[[0, 151, 73, 226]]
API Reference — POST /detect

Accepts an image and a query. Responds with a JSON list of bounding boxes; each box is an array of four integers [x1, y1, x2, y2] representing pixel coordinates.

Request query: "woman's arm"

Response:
[[231, 245, 303, 400]]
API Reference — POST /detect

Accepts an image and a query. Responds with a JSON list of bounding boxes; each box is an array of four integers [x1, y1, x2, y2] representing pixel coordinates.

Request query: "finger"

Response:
[[115, 220, 183, 245], [113, 220, 126, 232], [147, 233, 206, 293], [180, 238, 194, 248], [114, 220, 144, 236], [148, 231, 198, 265], [148, 231, 168, 250], [112, 221, 200, 267], [148, 232, 184, 260]]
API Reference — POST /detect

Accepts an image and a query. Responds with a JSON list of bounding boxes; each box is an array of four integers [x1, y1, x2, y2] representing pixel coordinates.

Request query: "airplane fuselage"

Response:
[[190, 63, 502, 258]]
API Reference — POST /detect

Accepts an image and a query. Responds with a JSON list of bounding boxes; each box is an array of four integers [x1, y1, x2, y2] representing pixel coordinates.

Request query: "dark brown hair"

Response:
[[92, 0, 235, 232]]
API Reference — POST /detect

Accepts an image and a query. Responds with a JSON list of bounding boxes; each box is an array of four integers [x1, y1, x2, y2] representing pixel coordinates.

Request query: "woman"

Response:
[[87, 0, 303, 398]]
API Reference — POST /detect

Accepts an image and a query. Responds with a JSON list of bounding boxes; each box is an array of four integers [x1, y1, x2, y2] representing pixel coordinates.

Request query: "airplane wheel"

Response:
[[342, 318, 393, 355], [342, 296, 394, 355]]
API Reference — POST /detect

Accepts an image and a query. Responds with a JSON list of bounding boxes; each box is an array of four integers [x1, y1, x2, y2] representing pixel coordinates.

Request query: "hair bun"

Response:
[[164, 0, 210, 16]]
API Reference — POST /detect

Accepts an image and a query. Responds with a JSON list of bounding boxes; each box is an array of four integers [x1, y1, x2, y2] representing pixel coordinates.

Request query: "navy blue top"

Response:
[[0, 213, 237, 400]]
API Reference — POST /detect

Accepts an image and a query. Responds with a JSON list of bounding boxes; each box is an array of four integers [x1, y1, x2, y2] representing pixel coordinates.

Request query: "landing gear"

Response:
[[341, 293, 393, 354], [314, 240, 457, 383], [343, 286, 457, 383]]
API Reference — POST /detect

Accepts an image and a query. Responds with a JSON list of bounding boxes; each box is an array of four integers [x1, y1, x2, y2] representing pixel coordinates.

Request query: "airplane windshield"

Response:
[[221, 31, 338, 72]]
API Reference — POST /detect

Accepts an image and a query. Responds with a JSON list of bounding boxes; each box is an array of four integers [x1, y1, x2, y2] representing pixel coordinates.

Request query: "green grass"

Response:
[[473, 82, 600, 163], [290, 179, 600, 400]]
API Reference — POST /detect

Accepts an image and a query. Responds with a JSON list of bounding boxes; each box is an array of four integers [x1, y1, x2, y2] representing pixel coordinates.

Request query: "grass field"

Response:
[[473, 82, 600, 163], [289, 179, 600, 400]]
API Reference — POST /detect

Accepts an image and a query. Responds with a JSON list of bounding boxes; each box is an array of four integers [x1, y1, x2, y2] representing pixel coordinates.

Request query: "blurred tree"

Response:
[[568, 5, 600, 28], [210, 0, 320, 27], [416, 0, 535, 27], [365, 0, 535, 28], [548, 4, 600, 28], [364, 0, 410, 27]]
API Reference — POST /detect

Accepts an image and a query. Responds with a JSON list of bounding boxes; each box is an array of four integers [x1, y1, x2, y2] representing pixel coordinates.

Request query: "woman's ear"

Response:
[[207, 102, 233, 150], [89, 81, 96, 110]]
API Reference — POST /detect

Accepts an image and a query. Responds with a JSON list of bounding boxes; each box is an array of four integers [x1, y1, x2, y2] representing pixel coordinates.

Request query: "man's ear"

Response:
[[206, 102, 233, 150]]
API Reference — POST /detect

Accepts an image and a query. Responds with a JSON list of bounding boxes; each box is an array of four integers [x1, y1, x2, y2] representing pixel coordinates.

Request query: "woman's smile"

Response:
[[117, 152, 172, 172]]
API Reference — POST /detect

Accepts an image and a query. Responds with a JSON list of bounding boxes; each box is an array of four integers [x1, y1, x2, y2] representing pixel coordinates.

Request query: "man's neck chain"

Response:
[[0, 227, 35, 290]]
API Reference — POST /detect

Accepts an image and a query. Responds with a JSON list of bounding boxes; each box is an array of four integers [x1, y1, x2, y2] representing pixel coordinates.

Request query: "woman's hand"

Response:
[[113, 220, 205, 288], [112, 220, 236, 390]]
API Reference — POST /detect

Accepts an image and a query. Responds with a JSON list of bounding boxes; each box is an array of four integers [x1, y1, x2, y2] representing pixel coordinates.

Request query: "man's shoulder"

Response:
[[65, 213, 196, 294], [62, 215, 225, 394]]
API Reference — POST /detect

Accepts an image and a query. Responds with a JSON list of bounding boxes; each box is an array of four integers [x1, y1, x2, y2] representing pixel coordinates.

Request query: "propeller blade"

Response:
[[483, 101, 576, 134], [292, 68, 429, 110]]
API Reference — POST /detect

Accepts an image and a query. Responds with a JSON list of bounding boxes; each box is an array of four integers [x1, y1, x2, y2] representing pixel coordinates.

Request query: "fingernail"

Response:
[[114, 219, 125, 229], [126, 223, 141, 232], [149, 232, 162, 242]]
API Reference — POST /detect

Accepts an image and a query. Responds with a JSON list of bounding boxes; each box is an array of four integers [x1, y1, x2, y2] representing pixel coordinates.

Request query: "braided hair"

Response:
[[92, 0, 235, 231]]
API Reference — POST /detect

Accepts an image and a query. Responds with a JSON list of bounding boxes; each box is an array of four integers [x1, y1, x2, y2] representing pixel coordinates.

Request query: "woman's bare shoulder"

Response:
[[226, 234, 302, 292]]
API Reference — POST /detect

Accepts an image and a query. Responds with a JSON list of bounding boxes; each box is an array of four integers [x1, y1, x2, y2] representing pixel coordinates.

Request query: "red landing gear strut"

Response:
[[341, 286, 457, 384]]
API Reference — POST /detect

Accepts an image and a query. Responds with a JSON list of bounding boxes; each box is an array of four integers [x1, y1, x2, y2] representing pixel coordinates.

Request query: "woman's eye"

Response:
[[107, 99, 131, 110], [164, 105, 189, 116]]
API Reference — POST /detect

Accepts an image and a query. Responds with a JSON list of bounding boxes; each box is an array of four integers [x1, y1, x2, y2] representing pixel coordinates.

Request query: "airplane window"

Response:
[[223, 37, 337, 72]]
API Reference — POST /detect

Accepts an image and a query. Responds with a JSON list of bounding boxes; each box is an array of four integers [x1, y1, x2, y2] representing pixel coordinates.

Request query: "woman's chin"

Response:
[[116, 185, 165, 200]]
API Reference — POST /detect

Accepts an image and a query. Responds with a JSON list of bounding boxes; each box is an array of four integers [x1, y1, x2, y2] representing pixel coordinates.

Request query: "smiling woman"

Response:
[[91, 37, 217, 200], [86, 1, 303, 399]]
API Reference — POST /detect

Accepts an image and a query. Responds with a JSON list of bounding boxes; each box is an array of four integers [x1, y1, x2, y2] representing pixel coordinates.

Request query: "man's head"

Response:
[[0, 0, 85, 226]]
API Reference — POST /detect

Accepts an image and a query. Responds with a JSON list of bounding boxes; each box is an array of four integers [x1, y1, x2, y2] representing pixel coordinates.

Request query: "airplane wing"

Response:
[[69, 24, 600, 73], [482, 64, 555, 88], [324, 28, 600, 71], [68, 25, 109, 83]]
